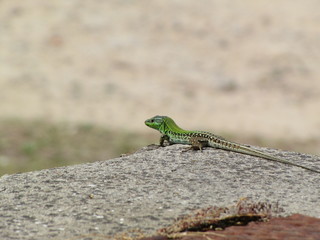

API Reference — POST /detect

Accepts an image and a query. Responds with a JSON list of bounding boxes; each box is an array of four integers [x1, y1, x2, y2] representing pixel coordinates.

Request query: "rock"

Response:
[[0, 145, 319, 239]]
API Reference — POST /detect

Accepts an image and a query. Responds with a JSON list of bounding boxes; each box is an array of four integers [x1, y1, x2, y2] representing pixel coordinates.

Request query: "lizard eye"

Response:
[[150, 119, 154, 123]]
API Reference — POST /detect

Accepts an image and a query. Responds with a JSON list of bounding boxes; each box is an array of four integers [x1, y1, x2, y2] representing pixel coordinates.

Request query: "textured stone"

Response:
[[0, 145, 319, 239]]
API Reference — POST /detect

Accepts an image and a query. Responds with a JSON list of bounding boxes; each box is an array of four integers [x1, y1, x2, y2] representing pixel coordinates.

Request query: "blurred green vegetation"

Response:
[[0, 119, 152, 176], [0, 118, 317, 176]]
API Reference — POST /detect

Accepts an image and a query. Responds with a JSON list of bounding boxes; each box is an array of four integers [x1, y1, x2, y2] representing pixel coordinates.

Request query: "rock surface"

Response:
[[0, 145, 319, 239]]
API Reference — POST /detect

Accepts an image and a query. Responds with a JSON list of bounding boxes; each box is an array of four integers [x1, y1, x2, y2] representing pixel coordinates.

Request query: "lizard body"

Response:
[[145, 115, 320, 174]]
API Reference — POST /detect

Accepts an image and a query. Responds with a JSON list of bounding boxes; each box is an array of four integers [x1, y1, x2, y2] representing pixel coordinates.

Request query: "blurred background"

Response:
[[0, 0, 319, 175]]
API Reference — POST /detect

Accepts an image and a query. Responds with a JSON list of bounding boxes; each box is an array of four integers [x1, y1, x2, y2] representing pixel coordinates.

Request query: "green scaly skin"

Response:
[[145, 115, 320, 174]]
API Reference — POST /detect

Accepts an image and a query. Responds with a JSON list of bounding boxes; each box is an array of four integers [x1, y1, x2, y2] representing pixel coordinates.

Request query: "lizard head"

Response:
[[145, 115, 168, 132], [145, 115, 185, 135]]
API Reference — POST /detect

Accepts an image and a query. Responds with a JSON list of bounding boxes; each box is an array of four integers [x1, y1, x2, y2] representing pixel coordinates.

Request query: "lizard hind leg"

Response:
[[189, 137, 209, 151], [182, 137, 205, 152]]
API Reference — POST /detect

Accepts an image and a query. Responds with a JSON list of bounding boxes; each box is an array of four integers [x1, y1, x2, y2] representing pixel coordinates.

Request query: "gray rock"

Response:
[[0, 145, 319, 240]]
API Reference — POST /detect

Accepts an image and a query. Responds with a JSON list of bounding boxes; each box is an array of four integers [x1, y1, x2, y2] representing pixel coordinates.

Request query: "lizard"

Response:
[[145, 115, 320, 174]]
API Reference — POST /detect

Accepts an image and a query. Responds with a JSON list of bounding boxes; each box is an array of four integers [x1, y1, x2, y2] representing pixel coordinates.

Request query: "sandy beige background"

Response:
[[1, 1, 320, 151]]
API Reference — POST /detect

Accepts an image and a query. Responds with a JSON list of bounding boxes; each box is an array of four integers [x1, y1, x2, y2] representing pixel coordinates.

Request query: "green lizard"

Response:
[[145, 115, 320, 174]]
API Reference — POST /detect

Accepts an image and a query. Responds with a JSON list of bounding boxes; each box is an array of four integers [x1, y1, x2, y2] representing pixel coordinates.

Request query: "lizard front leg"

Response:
[[160, 134, 170, 147]]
